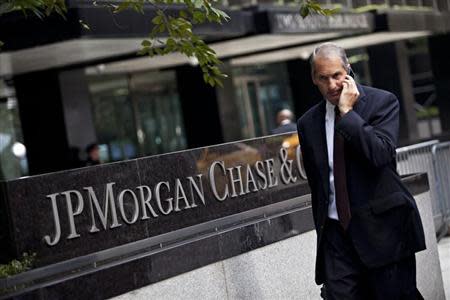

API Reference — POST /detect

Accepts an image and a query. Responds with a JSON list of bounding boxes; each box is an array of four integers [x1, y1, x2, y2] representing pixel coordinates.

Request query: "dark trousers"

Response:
[[322, 219, 422, 300]]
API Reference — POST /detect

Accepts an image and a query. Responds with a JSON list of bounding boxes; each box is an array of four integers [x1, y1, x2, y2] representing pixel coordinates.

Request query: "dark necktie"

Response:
[[334, 106, 351, 230]]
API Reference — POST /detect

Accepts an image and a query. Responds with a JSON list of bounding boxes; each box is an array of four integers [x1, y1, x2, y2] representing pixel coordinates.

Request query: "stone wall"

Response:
[[114, 191, 445, 300]]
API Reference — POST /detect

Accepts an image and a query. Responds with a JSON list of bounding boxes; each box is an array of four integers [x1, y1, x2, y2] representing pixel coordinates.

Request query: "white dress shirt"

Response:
[[325, 100, 339, 220]]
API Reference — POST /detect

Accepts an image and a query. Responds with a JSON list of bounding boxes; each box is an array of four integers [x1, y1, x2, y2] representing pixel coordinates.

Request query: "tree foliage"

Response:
[[0, 0, 67, 48], [122, 0, 231, 87], [0, 0, 67, 18], [300, 0, 340, 18], [0, 0, 338, 85]]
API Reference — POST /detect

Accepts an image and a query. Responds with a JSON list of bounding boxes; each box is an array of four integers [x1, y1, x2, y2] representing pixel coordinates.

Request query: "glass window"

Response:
[[87, 70, 186, 163], [0, 81, 28, 180], [347, 48, 372, 86], [406, 38, 441, 139], [88, 75, 138, 163], [232, 63, 295, 138], [130, 71, 187, 156]]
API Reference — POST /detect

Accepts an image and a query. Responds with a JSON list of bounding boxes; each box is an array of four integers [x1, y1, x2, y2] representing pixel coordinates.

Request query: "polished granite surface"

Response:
[[0, 133, 306, 266]]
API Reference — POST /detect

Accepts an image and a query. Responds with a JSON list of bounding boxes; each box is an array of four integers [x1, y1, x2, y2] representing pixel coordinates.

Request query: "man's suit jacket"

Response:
[[297, 84, 426, 285]]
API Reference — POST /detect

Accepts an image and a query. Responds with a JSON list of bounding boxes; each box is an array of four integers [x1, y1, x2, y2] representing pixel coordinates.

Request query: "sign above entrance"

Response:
[[266, 11, 374, 33]]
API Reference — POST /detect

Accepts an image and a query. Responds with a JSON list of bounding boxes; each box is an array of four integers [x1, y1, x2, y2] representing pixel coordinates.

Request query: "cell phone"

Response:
[[348, 67, 356, 79]]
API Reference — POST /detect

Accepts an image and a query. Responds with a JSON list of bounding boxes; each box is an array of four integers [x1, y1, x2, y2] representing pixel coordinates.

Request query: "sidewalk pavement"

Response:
[[438, 236, 450, 300]]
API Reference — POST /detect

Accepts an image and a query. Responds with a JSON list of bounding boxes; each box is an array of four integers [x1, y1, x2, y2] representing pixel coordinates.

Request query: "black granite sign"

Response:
[[268, 12, 374, 33], [0, 133, 308, 266]]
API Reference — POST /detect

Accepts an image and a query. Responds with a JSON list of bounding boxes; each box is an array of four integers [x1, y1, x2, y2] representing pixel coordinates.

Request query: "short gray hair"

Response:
[[310, 43, 349, 75]]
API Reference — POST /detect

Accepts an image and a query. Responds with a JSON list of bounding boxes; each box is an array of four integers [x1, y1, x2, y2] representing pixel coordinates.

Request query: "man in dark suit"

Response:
[[297, 43, 426, 299]]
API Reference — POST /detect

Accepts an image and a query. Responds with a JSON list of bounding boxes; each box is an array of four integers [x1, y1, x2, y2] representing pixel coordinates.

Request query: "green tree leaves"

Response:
[[115, 0, 230, 86], [0, 0, 67, 18], [0, 0, 67, 51], [0, 0, 338, 86], [300, 0, 340, 18]]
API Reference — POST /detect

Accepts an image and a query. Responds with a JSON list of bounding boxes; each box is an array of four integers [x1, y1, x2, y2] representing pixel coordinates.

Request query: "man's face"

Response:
[[312, 55, 348, 105]]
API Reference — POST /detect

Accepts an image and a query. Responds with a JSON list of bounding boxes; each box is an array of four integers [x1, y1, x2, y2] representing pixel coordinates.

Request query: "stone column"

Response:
[[59, 69, 98, 161], [14, 69, 71, 175], [428, 33, 450, 135], [286, 58, 322, 121], [214, 62, 244, 142], [176, 65, 224, 148]]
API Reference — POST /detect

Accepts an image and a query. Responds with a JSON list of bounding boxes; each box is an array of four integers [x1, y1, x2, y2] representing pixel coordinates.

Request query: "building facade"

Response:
[[1, 0, 450, 179]]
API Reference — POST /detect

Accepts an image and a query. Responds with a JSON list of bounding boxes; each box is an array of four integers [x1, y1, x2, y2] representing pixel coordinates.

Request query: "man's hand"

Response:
[[338, 75, 359, 115]]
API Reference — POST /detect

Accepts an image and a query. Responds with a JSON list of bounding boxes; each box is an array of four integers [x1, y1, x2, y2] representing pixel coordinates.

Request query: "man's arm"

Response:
[[336, 93, 399, 169]]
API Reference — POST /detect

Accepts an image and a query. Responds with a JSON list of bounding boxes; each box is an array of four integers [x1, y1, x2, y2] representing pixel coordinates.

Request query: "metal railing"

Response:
[[432, 142, 450, 235], [396, 139, 450, 238]]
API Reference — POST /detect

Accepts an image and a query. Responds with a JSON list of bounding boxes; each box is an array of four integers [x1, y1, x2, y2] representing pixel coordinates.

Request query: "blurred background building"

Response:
[[1, 0, 450, 179]]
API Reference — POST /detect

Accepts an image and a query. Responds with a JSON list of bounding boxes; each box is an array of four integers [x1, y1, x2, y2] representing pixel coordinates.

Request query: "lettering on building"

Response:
[[272, 13, 372, 32], [43, 146, 307, 246]]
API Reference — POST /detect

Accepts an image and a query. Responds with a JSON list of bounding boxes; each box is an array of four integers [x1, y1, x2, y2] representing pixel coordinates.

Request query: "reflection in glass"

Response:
[[88, 75, 138, 162], [233, 63, 295, 138], [406, 38, 441, 139], [347, 48, 372, 86], [131, 71, 186, 156], [87, 70, 187, 163], [0, 84, 28, 180]]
